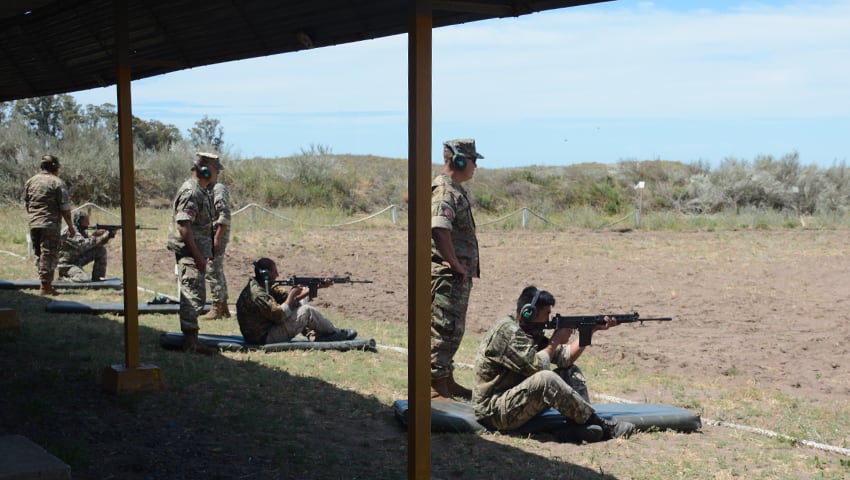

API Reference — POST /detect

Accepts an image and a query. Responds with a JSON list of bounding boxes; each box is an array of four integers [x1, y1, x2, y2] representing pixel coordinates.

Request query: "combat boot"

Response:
[[430, 377, 454, 402], [554, 423, 605, 444], [199, 301, 226, 320], [588, 414, 636, 440], [181, 329, 219, 355], [219, 301, 231, 318], [39, 281, 59, 296], [446, 373, 472, 401]]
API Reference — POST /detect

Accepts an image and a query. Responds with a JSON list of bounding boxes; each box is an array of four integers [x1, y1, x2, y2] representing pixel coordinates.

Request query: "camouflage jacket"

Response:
[[235, 277, 294, 344], [430, 174, 479, 277], [23, 172, 72, 228], [472, 313, 573, 419], [211, 181, 231, 246], [58, 228, 109, 267], [166, 178, 214, 258]]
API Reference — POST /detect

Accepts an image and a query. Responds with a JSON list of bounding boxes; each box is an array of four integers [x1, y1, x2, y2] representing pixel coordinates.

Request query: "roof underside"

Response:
[[0, 0, 608, 102]]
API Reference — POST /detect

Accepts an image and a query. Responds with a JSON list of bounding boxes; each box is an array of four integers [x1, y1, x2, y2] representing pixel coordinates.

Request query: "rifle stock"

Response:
[[544, 312, 672, 347], [271, 275, 373, 299]]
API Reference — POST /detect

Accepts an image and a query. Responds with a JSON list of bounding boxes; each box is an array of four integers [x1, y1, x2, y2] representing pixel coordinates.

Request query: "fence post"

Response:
[[522, 208, 529, 229], [392, 205, 398, 224], [634, 182, 645, 228], [26, 234, 32, 259]]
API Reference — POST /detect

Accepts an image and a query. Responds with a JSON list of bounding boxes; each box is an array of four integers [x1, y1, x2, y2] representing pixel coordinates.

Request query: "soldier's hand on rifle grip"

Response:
[[549, 327, 573, 347]]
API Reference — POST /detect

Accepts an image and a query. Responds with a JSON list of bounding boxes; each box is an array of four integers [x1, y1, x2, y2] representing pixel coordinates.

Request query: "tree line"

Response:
[[2, 94, 849, 220]]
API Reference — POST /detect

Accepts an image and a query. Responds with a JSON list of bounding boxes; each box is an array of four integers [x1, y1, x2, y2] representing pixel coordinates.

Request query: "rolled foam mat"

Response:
[[46, 300, 210, 315], [0, 278, 123, 290], [159, 331, 378, 353], [392, 399, 701, 434]]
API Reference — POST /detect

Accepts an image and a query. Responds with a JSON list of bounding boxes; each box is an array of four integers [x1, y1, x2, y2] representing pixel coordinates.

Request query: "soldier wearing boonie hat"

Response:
[[429, 138, 483, 401]]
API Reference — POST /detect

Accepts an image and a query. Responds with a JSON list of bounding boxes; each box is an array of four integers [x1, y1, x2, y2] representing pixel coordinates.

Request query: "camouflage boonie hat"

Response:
[[195, 152, 224, 170], [443, 139, 484, 159]]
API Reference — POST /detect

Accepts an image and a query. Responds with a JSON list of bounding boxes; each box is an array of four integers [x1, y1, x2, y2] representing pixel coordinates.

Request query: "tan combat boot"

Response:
[[219, 301, 231, 318], [199, 301, 225, 320], [181, 329, 218, 355], [39, 281, 59, 296], [430, 377, 454, 402], [446, 373, 472, 401]]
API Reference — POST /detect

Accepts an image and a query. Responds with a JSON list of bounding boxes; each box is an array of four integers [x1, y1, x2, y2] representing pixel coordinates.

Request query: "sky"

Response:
[[69, 0, 850, 169]]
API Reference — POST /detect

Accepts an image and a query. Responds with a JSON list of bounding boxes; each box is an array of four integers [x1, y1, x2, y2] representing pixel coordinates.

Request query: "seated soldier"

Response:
[[235, 257, 357, 345], [473, 286, 635, 443], [57, 212, 115, 282]]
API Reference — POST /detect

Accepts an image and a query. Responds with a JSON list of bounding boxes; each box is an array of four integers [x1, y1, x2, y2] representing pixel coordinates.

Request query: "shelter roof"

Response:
[[0, 0, 607, 101]]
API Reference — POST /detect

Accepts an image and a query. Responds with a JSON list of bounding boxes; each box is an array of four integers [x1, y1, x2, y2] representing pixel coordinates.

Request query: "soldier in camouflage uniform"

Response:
[[472, 286, 635, 443], [430, 138, 483, 401], [235, 257, 357, 345], [166, 155, 218, 355], [24, 155, 76, 296], [198, 153, 232, 320], [58, 211, 115, 282]]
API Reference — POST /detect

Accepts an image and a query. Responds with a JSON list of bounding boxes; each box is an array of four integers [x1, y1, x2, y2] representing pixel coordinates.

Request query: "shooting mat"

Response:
[[0, 278, 123, 290], [46, 300, 211, 315], [159, 332, 378, 353], [392, 399, 701, 434]]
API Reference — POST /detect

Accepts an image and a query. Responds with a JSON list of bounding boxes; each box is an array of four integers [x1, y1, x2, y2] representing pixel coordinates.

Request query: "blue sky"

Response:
[[70, 0, 850, 169]]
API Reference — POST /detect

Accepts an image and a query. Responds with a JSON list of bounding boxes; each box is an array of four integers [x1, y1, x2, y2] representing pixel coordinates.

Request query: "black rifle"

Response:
[[544, 312, 673, 347], [85, 224, 157, 232], [272, 275, 373, 299]]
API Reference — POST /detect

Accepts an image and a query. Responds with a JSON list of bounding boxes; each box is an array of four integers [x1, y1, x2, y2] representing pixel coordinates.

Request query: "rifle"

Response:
[[544, 312, 673, 347], [271, 275, 373, 299], [85, 224, 158, 232]]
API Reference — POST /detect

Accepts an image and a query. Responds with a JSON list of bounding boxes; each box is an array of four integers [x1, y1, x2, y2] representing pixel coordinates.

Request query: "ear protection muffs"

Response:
[[446, 143, 468, 170], [519, 288, 541, 322], [253, 261, 271, 284], [73, 211, 85, 231], [41, 155, 60, 172], [194, 161, 212, 179]]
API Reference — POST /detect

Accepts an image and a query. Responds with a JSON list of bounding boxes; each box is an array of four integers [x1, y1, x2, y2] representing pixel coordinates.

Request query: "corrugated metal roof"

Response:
[[0, 0, 608, 101]]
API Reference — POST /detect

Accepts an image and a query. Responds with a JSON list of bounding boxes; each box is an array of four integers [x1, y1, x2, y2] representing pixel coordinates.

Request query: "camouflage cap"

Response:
[[195, 152, 224, 170], [443, 139, 484, 159]]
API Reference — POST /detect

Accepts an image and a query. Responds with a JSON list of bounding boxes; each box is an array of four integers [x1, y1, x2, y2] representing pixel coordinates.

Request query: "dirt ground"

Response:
[[6, 225, 849, 479], [140, 225, 850, 406]]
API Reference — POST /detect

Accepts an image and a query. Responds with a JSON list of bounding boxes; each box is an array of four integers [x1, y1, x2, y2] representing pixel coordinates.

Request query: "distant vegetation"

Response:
[[2, 94, 849, 224]]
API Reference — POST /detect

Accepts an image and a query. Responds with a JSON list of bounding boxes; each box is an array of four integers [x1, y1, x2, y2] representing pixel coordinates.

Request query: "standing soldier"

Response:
[[24, 154, 75, 296], [199, 153, 232, 320], [430, 138, 483, 401], [167, 154, 218, 355]]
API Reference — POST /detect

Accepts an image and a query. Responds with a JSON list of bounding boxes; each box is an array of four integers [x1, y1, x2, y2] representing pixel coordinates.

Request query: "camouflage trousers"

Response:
[[177, 256, 206, 332], [31, 227, 61, 282], [264, 304, 338, 344], [205, 244, 228, 302], [58, 245, 107, 282], [477, 366, 594, 431], [430, 273, 473, 379]]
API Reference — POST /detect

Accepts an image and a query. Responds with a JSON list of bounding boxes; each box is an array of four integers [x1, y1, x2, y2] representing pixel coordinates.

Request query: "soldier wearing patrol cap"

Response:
[[166, 153, 219, 355], [197, 152, 233, 321], [430, 138, 484, 401], [24, 154, 76, 295]]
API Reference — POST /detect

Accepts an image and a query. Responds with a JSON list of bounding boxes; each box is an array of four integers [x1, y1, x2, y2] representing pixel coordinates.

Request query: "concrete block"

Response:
[[0, 434, 71, 480]]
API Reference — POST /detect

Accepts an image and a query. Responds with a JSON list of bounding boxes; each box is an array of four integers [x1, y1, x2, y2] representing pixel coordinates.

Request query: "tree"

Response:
[[133, 117, 182, 151], [188, 116, 223, 151], [12, 94, 79, 144]]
